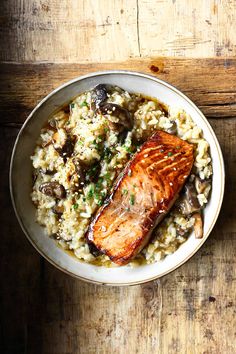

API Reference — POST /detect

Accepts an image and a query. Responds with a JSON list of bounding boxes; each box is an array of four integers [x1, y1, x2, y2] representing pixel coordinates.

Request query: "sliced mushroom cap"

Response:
[[99, 103, 133, 130], [88, 241, 102, 257], [85, 163, 101, 183], [192, 212, 203, 239], [52, 204, 64, 217], [53, 131, 75, 162], [91, 84, 125, 111], [48, 111, 69, 129], [71, 157, 87, 190], [166, 121, 177, 135], [91, 84, 109, 110], [72, 158, 85, 182], [178, 182, 200, 215], [39, 182, 66, 199], [195, 176, 211, 196]]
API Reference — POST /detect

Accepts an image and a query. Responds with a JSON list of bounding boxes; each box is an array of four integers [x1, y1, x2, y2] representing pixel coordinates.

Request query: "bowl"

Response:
[[10, 71, 225, 285]]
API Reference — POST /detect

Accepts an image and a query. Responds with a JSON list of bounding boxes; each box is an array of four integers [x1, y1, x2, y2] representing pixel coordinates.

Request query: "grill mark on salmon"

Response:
[[86, 130, 194, 266]]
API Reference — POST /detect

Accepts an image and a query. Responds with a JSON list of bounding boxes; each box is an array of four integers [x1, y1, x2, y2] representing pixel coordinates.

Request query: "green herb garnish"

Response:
[[124, 146, 132, 153], [167, 152, 173, 157], [92, 139, 99, 149], [96, 199, 103, 206], [130, 194, 135, 205], [72, 203, 78, 209], [103, 147, 112, 161], [104, 172, 111, 181], [70, 103, 75, 109], [86, 186, 95, 199], [80, 101, 88, 107], [95, 178, 103, 189], [122, 189, 128, 195]]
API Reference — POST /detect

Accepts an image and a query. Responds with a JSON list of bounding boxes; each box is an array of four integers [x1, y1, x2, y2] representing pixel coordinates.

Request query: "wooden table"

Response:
[[1, 1, 236, 353]]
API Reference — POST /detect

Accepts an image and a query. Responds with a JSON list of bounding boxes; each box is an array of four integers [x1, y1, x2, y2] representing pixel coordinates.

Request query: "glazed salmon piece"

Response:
[[86, 130, 194, 266]]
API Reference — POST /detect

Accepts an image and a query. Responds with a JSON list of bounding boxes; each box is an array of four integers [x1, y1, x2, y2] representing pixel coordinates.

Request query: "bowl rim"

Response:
[[9, 70, 225, 286]]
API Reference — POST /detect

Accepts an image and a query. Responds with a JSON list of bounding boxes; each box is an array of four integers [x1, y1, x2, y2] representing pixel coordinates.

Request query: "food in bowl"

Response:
[[31, 84, 212, 267], [87, 129, 195, 265]]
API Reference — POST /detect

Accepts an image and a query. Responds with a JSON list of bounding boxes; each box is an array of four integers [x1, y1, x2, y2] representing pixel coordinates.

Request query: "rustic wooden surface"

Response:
[[1, 58, 236, 354], [1, 1, 236, 354], [1, 0, 236, 62]]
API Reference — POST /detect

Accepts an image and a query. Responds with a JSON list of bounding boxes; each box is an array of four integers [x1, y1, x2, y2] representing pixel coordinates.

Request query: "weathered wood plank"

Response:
[[1, 115, 236, 354], [1, 0, 236, 63], [1, 58, 236, 125]]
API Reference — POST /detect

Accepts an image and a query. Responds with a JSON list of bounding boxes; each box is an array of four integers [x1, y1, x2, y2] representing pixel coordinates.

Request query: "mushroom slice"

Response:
[[195, 176, 211, 196], [178, 182, 201, 215], [192, 212, 203, 239], [48, 111, 69, 129], [166, 121, 177, 135], [91, 84, 109, 110], [52, 204, 64, 216], [88, 242, 102, 257], [72, 158, 86, 184], [91, 84, 125, 111], [99, 103, 133, 130], [39, 182, 66, 199], [53, 130, 75, 161]]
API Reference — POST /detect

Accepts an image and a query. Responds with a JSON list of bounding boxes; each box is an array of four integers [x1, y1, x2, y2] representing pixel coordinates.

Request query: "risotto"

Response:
[[31, 85, 212, 267]]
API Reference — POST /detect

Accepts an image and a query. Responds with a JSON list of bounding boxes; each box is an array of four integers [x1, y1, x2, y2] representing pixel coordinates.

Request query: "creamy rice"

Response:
[[31, 86, 212, 266]]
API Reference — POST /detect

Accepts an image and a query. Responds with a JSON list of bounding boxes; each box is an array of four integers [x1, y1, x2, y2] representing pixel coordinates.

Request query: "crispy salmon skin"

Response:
[[86, 130, 194, 266]]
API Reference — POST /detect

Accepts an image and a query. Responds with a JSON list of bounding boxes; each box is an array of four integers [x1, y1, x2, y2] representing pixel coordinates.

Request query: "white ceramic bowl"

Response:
[[10, 71, 225, 286]]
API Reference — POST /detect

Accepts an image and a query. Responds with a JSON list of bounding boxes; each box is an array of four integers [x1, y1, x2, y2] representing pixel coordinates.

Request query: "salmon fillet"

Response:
[[86, 130, 194, 266]]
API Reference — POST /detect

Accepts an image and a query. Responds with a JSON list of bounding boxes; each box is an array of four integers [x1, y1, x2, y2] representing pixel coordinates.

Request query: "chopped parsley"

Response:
[[176, 145, 181, 149], [88, 165, 99, 175], [104, 172, 111, 181], [130, 194, 135, 205], [80, 101, 88, 107], [167, 152, 173, 157], [92, 140, 99, 149], [122, 188, 128, 195], [86, 186, 95, 199], [72, 203, 78, 210], [70, 103, 75, 109], [103, 147, 112, 161], [95, 178, 103, 189], [96, 199, 103, 206], [100, 190, 106, 197], [124, 145, 132, 153]]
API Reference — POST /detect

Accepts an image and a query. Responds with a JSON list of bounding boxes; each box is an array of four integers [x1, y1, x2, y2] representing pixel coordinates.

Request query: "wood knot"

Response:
[[150, 65, 159, 73]]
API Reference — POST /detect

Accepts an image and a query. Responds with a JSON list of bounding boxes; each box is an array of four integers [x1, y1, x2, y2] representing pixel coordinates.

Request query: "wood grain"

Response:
[[1, 0, 236, 352], [1, 59, 236, 353], [1, 58, 236, 125], [1, 0, 236, 63]]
